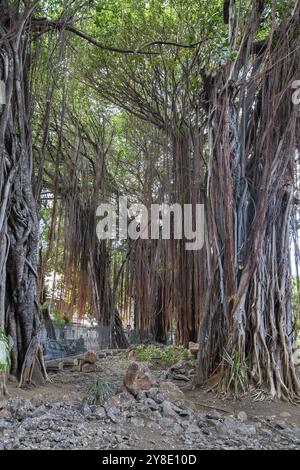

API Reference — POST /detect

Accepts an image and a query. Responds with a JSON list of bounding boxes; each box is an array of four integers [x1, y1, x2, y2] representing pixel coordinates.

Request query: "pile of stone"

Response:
[[75, 351, 98, 372], [0, 384, 299, 450], [160, 358, 195, 382]]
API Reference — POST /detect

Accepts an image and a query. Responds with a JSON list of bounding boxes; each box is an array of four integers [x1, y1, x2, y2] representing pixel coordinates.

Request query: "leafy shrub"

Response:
[[52, 308, 64, 325], [130, 344, 192, 366]]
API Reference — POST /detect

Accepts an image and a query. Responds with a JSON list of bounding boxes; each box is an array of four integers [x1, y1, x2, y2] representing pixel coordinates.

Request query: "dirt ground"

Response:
[[185, 388, 300, 428]]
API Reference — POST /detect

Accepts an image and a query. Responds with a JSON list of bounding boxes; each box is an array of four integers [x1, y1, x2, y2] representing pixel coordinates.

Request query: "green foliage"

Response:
[[131, 344, 191, 366], [222, 350, 248, 397], [84, 375, 112, 405], [0, 329, 11, 373], [52, 308, 63, 325], [52, 308, 71, 325]]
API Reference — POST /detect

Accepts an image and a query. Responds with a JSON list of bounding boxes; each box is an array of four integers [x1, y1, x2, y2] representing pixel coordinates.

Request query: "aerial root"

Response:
[[0, 372, 9, 397]]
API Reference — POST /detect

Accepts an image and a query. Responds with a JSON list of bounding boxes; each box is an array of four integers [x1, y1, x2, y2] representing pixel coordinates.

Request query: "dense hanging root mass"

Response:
[[195, 2, 300, 400]]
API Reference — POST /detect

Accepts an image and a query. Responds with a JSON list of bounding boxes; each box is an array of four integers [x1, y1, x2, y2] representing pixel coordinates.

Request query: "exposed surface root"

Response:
[[18, 337, 49, 388]]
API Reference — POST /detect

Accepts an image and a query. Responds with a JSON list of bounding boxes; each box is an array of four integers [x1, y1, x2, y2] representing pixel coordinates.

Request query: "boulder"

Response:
[[159, 381, 185, 402], [237, 424, 257, 437], [83, 351, 97, 365], [123, 361, 157, 396]]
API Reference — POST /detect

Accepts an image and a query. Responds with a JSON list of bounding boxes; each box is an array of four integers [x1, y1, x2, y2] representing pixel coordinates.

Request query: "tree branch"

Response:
[[31, 18, 202, 55]]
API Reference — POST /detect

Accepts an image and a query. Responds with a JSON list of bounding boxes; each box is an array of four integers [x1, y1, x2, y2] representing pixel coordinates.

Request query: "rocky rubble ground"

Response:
[[0, 387, 299, 450], [1, 357, 299, 450]]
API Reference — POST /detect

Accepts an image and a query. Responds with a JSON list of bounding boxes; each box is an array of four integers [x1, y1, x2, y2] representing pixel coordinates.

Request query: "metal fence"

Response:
[[41, 322, 111, 360]]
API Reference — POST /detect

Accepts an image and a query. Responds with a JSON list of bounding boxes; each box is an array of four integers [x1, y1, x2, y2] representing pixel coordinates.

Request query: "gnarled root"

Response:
[[18, 336, 49, 388]]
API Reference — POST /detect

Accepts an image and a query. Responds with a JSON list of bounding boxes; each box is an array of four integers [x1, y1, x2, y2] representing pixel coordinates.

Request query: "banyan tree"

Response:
[[0, 0, 299, 401]]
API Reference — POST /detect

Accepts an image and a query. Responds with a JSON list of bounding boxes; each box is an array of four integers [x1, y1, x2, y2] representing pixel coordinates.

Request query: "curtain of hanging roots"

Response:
[[195, 3, 300, 400]]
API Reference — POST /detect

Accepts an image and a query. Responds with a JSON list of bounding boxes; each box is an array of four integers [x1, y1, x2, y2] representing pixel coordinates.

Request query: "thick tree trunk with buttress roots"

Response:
[[194, 3, 300, 400]]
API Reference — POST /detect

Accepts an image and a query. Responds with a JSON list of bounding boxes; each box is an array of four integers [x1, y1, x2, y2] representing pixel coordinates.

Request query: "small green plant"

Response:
[[222, 349, 248, 397], [52, 308, 71, 326], [84, 375, 112, 405], [160, 345, 188, 365], [52, 308, 64, 325], [132, 344, 159, 362], [0, 329, 11, 373]]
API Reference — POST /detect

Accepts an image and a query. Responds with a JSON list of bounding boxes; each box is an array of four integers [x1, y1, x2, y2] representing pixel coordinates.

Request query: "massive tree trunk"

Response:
[[195, 2, 300, 400], [0, 2, 47, 390]]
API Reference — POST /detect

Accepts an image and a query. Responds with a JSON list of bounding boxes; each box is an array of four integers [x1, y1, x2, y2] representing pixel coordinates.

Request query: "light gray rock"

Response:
[[105, 405, 122, 423], [154, 393, 165, 404], [280, 412, 291, 418], [31, 394, 44, 407], [93, 406, 106, 420], [136, 390, 147, 401], [146, 387, 159, 399], [206, 410, 222, 421], [215, 422, 230, 438], [146, 398, 159, 411], [30, 405, 47, 418], [237, 411, 248, 422], [159, 381, 185, 402], [130, 417, 144, 427], [237, 425, 257, 437], [275, 420, 288, 430], [161, 401, 177, 418], [80, 402, 92, 418]]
